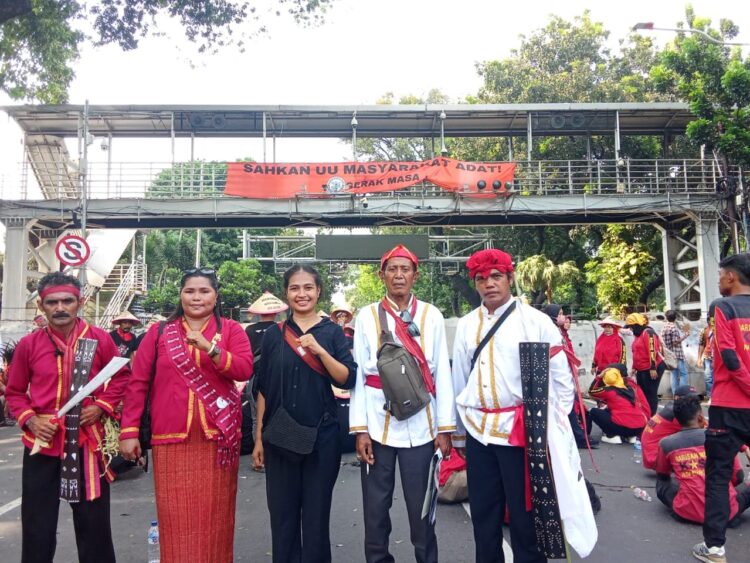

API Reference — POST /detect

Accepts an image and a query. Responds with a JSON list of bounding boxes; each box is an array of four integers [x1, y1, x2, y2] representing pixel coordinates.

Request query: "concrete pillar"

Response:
[[657, 225, 683, 310], [696, 216, 720, 318], [1, 218, 30, 321]]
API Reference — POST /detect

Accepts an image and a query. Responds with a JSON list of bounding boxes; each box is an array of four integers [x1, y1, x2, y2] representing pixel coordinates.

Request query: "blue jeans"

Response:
[[704, 359, 714, 398], [671, 358, 688, 394]]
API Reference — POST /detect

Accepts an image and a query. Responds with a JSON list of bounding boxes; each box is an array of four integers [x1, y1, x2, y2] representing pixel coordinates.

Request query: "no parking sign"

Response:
[[55, 235, 91, 267]]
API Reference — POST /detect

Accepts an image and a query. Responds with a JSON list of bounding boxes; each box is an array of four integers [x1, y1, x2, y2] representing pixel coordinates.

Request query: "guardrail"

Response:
[[0, 159, 736, 200]]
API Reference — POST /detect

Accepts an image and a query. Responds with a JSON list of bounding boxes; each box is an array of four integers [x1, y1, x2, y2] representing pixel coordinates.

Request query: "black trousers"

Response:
[[588, 408, 643, 439], [704, 406, 750, 548], [264, 421, 342, 563], [569, 399, 591, 446], [21, 447, 115, 563], [659, 476, 750, 524], [635, 363, 665, 416], [466, 434, 546, 563], [656, 477, 679, 511], [360, 439, 437, 563]]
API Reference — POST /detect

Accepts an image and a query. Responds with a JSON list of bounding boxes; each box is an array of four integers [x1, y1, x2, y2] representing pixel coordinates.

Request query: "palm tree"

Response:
[[515, 255, 580, 304]]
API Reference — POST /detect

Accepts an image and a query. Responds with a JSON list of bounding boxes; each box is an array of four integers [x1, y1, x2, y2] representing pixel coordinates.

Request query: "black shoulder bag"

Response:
[[138, 321, 165, 451], [470, 301, 517, 371]]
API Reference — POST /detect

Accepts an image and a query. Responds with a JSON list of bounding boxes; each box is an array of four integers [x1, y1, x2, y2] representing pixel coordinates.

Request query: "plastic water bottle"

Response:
[[147, 520, 160, 563], [632, 487, 652, 502], [632, 438, 642, 463]]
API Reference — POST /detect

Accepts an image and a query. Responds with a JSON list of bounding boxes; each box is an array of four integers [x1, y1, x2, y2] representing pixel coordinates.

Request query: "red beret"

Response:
[[380, 244, 419, 270], [466, 249, 514, 279]]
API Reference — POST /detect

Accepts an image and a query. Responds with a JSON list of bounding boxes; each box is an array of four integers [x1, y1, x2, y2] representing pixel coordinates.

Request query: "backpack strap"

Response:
[[470, 301, 517, 372], [377, 303, 395, 346]]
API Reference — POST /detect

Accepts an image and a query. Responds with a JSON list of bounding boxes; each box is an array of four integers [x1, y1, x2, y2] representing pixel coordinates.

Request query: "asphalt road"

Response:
[[1, 422, 749, 562]]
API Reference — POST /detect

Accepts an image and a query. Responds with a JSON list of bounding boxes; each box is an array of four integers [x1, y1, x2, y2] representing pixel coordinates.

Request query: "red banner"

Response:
[[224, 158, 515, 199]]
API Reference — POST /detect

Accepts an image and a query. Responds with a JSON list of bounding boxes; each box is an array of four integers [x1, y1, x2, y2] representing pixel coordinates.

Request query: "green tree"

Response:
[[650, 9, 749, 168], [515, 255, 580, 305], [217, 259, 279, 319], [142, 267, 181, 314], [584, 225, 656, 315], [344, 264, 383, 311], [0, 0, 334, 103]]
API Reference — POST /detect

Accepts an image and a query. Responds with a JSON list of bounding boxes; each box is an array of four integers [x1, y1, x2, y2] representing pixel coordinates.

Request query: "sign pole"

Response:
[[80, 100, 90, 285]]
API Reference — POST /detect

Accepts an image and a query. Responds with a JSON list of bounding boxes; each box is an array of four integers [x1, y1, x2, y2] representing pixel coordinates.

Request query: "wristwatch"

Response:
[[208, 345, 221, 358]]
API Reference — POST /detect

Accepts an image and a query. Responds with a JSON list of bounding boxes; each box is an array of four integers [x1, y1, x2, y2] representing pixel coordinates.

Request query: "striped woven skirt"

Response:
[[152, 409, 239, 563]]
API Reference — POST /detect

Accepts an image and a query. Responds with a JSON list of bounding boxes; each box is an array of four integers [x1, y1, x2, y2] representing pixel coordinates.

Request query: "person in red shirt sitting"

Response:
[[641, 385, 700, 470], [589, 363, 650, 444], [656, 395, 750, 526]]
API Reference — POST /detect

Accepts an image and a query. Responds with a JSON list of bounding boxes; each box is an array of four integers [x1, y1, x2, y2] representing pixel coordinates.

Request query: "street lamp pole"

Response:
[[632, 22, 750, 46]]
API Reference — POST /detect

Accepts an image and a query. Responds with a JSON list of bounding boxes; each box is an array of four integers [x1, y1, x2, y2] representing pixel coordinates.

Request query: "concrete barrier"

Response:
[[444, 317, 708, 397]]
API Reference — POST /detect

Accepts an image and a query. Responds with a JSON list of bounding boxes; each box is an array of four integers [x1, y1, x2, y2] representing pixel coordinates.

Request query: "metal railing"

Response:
[[101, 263, 148, 292], [0, 159, 735, 201], [97, 262, 147, 328]]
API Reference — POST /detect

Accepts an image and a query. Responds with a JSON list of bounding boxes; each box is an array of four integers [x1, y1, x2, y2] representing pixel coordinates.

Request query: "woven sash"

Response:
[[520, 342, 566, 560], [60, 338, 98, 502], [163, 320, 241, 468]]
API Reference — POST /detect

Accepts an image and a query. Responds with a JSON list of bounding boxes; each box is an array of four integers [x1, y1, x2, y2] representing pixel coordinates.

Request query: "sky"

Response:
[[0, 0, 748, 224]]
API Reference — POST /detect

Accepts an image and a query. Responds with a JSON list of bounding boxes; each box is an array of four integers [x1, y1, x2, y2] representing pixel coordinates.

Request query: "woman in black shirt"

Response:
[[253, 265, 356, 563]]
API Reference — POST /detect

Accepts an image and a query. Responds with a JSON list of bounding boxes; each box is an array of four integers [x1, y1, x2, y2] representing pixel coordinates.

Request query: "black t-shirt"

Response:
[[245, 321, 276, 357], [109, 329, 139, 358], [257, 317, 356, 427]]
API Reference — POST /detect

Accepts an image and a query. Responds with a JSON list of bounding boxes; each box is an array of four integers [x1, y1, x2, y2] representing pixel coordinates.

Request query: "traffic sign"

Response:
[[55, 235, 91, 267]]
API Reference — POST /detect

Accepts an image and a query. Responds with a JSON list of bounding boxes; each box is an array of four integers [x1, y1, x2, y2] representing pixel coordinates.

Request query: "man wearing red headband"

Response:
[[349, 244, 455, 563], [5, 272, 130, 563], [452, 249, 595, 562]]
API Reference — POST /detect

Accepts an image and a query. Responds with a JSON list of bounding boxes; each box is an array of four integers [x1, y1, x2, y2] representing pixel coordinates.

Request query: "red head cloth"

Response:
[[466, 249, 514, 279], [39, 284, 81, 299], [380, 244, 419, 270]]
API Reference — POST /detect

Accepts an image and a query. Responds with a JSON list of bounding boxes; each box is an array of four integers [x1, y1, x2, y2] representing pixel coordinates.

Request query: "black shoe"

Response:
[[577, 438, 600, 449]]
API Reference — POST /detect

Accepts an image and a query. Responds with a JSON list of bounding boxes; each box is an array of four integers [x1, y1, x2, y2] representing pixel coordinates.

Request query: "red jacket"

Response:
[[6, 320, 130, 457], [641, 405, 682, 470], [590, 378, 649, 429], [711, 296, 750, 408], [592, 332, 627, 373], [631, 328, 663, 371], [656, 427, 742, 523], [120, 316, 253, 445]]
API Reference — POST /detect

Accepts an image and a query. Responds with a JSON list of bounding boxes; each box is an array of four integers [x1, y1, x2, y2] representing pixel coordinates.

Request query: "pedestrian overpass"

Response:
[[0, 103, 732, 325]]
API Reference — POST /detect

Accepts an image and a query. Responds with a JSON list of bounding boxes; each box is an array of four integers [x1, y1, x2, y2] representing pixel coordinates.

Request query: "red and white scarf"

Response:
[[163, 319, 241, 468]]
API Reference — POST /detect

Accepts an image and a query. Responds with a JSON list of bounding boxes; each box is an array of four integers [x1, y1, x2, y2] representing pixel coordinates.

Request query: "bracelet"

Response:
[[207, 342, 216, 356]]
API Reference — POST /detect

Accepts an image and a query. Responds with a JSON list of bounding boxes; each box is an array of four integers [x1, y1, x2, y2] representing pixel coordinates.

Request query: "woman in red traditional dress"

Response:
[[591, 317, 627, 375], [119, 268, 254, 563]]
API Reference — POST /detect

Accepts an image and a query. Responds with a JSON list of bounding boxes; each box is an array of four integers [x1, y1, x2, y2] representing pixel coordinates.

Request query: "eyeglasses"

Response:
[[183, 267, 216, 277], [399, 309, 421, 337]]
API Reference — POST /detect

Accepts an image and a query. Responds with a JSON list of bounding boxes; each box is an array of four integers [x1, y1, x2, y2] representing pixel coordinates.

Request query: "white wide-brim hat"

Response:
[[112, 311, 142, 325], [248, 292, 288, 315], [598, 316, 622, 328]]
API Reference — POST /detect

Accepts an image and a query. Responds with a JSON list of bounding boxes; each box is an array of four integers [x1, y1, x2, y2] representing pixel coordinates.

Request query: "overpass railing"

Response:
[[1, 159, 734, 200]]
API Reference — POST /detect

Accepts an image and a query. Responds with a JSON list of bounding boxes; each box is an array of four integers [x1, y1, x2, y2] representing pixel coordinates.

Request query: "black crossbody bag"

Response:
[[262, 323, 323, 462]]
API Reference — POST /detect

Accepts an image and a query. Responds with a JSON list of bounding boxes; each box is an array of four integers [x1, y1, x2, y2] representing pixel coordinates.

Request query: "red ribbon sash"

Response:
[[280, 322, 329, 378], [380, 298, 436, 395]]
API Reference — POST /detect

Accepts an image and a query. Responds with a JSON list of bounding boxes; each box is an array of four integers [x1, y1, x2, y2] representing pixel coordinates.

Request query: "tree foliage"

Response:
[[584, 225, 656, 315], [515, 255, 580, 305], [0, 0, 334, 102], [650, 8, 750, 167]]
